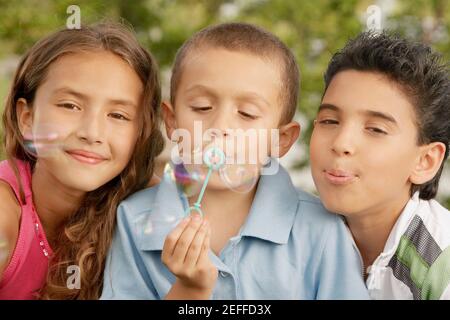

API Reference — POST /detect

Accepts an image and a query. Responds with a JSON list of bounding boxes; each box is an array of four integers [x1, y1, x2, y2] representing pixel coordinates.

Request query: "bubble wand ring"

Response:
[[185, 146, 225, 217]]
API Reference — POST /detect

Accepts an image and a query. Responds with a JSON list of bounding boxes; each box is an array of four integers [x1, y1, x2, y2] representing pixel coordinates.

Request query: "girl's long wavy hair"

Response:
[[1, 22, 164, 299]]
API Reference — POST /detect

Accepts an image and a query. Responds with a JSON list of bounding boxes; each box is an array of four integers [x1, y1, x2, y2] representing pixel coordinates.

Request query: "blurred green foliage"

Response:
[[0, 0, 449, 205]]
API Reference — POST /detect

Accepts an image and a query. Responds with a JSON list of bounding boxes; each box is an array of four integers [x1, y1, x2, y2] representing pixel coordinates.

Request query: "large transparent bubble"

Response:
[[141, 134, 262, 234], [165, 138, 259, 196], [163, 159, 208, 198], [219, 163, 259, 194], [22, 122, 66, 159]]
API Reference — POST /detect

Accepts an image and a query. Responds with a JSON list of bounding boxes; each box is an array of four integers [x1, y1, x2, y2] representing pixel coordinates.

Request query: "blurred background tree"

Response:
[[0, 0, 449, 207]]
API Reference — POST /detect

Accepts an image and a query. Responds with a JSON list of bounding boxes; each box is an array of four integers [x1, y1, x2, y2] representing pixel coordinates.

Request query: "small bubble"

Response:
[[219, 163, 259, 193], [142, 213, 182, 235], [23, 123, 65, 159]]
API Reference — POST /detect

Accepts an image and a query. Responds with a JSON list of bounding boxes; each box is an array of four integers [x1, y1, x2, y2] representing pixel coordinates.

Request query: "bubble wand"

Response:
[[185, 146, 225, 217]]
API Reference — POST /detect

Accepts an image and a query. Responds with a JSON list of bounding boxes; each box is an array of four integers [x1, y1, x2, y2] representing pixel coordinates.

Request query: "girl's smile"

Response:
[[65, 149, 109, 165]]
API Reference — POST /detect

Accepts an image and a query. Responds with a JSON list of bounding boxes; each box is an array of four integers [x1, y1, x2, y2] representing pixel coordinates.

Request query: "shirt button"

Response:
[[220, 271, 229, 278]]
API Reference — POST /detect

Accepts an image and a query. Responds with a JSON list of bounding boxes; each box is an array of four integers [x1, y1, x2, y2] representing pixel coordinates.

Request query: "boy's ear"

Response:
[[273, 121, 301, 158], [161, 101, 177, 140], [16, 98, 33, 136], [409, 142, 446, 185]]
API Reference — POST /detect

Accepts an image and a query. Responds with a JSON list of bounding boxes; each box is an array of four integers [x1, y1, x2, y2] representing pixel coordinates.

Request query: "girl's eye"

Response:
[[238, 111, 258, 120], [318, 119, 339, 125], [190, 106, 212, 112], [109, 113, 130, 121], [57, 103, 80, 111], [367, 127, 388, 135]]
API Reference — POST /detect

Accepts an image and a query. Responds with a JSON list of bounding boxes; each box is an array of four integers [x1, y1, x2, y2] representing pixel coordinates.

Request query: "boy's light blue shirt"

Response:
[[101, 161, 369, 299]]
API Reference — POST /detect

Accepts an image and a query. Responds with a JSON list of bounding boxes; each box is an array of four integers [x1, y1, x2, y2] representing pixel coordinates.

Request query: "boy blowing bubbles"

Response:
[[101, 23, 369, 300]]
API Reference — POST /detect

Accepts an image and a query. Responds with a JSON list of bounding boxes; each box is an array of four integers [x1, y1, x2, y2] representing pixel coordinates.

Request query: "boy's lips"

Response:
[[65, 149, 108, 165], [323, 169, 358, 185]]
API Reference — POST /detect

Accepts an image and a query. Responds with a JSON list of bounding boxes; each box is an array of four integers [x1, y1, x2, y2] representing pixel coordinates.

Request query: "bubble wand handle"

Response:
[[191, 167, 213, 215], [185, 146, 225, 217]]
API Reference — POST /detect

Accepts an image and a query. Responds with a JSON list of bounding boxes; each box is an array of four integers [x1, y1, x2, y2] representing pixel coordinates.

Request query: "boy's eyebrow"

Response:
[[318, 103, 398, 125], [237, 92, 270, 108], [185, 85, 270, 108], [364, 110, 398, 125], [185, 84, 218, 97], [318, 103, 340, 113]]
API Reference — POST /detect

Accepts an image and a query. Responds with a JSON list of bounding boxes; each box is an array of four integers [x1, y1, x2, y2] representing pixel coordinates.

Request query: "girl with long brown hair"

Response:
[[0, 22, 164, 299]]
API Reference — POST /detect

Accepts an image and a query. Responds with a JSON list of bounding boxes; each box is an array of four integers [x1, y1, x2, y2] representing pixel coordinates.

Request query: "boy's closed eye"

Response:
[[189, 105, 259, 120], [316, 117, 389, 135], [316, 102, 396, 137], [317, 118, 339, 125], [315, 110, 340, 126], [365, 122, 388, 135], [238, 110, 259, 120], [190, 105, 212, 112]]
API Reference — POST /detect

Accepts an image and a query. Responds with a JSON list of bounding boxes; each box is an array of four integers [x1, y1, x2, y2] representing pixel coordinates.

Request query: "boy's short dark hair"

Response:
[[170, 22, 299, 124], [323, 31, 450, 200]]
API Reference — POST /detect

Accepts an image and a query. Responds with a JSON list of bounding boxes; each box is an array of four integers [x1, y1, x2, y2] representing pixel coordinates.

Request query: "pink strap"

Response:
[[0, 159, 32, 206]]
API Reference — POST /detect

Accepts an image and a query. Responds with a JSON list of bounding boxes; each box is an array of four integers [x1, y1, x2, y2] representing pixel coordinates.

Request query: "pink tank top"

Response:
[[0, 159, 53, 299]]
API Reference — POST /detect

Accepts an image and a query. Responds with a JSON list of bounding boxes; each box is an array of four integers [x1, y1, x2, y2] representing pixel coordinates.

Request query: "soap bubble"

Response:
[[167, 138, 260, 195], [141, 209, 181, 236], [163, 159, 208, 198], [23, 123, 65, 159], [219, 163, 259, 193], [143, 135, 262, 233]]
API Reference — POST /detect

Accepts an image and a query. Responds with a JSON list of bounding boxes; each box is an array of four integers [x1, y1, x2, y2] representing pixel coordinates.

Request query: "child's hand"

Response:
[[162, 213, 218, 299]]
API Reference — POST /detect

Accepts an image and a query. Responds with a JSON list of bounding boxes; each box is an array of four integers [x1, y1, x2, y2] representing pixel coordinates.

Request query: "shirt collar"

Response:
[[381, 191, 421, 256], [239, 159, 299, 244], [138, 159, 299, 251]]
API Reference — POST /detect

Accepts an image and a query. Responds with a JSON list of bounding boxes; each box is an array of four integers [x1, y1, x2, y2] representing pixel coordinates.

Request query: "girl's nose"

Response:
[[76, 112, 105, 145]]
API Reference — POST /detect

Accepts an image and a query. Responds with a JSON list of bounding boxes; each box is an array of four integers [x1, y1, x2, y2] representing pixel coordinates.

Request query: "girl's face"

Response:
[[310, 70, 422, 218], [19, 51, 142, 192]]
